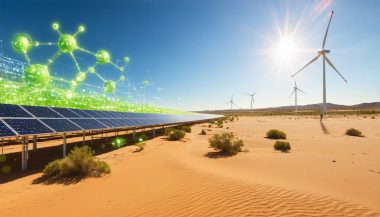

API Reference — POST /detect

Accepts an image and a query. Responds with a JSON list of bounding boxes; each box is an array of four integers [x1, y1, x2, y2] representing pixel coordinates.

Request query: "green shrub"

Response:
[[43, 159, 62, 177], [274, 141, 291, 152], [200, 129, 207, 135], [181, 125, 192, 133], [42, 146, 111, 178], [164, 127, 174, 136], [345, 128, 363, 137], [167, 129, 186, 141], [209, 132, 244, 155], [266, 129, 287, 139]]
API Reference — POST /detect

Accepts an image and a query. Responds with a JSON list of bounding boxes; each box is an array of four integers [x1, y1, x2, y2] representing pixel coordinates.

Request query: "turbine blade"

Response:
[[325, 56, 347, 83], [291, 54, 320, 77], [297, 88, 306, 94], [322, 11, 334, 49], [289, 90, 295, 98], [253, 91, 257, 96]]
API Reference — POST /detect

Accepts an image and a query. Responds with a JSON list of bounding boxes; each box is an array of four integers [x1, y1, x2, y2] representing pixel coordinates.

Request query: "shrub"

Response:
[[345, 128, 363, 137], [43, 146, 111, 178], [43, 159, 62, 177], [200, 129, 206, 135], [208, 132, 244, 155], [181, 125, 192, 133], [167, 129, 186, 141], [266, 129, 287, 139], [274, 141, 291, 152], [164, 127, 174, 136]]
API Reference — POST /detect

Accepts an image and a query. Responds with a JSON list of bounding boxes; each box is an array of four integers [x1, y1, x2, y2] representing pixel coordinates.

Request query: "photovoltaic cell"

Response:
[[0, 121, 16, 136], [4, 119, 53, 135], [41, 119, 83, 132], [70, 109, 93, 118], [51, 107, 82, 118], [0, 104, 32, 117], [22, 105, 63, 118], [69, 119, 107, 130]]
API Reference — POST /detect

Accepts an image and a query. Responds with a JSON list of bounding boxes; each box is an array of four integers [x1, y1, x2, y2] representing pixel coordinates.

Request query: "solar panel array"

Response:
[[0, 104, 222, 137]]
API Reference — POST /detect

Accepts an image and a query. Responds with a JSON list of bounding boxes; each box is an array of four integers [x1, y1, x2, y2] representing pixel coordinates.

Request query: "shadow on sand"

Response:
[[320, 121, 330, 134], [204, 151, 234, 159], [32, 175, 85, 185]]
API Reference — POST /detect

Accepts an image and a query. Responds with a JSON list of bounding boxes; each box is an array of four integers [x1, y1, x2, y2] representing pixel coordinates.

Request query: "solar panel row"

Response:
[[0, 104, 222, 137]]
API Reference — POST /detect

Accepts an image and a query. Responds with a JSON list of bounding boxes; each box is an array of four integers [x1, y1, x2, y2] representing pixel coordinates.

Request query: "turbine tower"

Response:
[[289, 80, 305, 112], [225, 95, 237, 110], [247, 91, 257, 110], [291, 11, 347, 114]]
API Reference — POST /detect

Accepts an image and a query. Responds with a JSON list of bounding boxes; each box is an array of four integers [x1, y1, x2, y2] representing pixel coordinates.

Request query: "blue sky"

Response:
[[0, 0, 379, 111]]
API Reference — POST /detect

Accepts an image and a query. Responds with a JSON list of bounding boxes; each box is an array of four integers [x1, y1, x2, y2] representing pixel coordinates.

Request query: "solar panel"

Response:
[[41, 119, 83, 132], [4, 119, 54, 135], [0, 103, 223, 138], [0, 104, 32, 117], [0, 121, 16, 137], [82, 110, 102, 118], [70, 109, 93, 118], [69, 119, 107, 130], [51, 107, 82, 118], [22, 105, 63, 118], [96, 119, 120, 128]]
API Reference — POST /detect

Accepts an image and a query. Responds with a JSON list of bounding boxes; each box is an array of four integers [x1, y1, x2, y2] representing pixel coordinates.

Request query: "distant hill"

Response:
[[198, 102, 380, 114]]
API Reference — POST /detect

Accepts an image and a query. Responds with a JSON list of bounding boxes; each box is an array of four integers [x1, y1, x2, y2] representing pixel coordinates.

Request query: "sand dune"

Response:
[[0, 116, 379, 216]]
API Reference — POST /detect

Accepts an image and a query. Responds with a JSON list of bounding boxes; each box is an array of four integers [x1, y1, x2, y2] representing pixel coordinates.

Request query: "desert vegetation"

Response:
[[266, 129, 287, 139], [180, 125, 192, 133], [199, 129, 207, 135], [43, 146, 110, 178], [274, 141, 291, 152], [208, 132, 244, 155], [345, 128, 363, 137], [166, 129, 186, 141]]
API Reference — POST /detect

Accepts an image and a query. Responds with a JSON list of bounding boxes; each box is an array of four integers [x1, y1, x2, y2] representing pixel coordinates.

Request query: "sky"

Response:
[[0, 0, 379, 111]]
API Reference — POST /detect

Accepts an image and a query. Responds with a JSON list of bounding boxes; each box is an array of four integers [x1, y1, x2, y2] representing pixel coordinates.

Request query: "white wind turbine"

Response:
[[289, 80, 305, 112], [225, 95, 237, 110], [291, 11, 347, 114], [247, 91, 257, 110]]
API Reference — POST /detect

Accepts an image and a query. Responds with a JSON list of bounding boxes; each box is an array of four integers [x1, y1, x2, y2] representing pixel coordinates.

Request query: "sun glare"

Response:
[[274, 38, 297, 63]]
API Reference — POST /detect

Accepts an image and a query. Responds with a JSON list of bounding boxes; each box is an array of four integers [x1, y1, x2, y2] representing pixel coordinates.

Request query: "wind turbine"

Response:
[[289, 80, 305, 112], [291, 11, 347, 114], [247, 91, 257, 110], [225, 95, 237, 110]]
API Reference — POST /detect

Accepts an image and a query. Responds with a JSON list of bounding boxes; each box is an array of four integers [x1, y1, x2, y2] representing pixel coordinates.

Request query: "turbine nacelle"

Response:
[[318, 50, 330, 55]]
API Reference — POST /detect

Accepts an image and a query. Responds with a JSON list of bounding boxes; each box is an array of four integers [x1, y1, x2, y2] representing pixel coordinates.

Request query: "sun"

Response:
[[274, 37, 298, 63]]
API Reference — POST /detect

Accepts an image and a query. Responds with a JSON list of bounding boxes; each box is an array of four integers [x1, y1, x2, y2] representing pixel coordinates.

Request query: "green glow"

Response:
[[112, 137, 126, 148], [52, 22, 60, 30], [124, 57, 130, 65], [76, 72, 86, 82], [23, 64, 50, 86], [96, 50, 111, 64], [58, 34, 77, 53], [3, 22, 190, 114], [11, 33, 32, 54], [103, 80, 116, 93], [143, 80, 150, 87]]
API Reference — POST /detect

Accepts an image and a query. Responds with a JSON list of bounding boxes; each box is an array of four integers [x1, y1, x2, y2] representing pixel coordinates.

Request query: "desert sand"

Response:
[[0, 115, 379, 216]]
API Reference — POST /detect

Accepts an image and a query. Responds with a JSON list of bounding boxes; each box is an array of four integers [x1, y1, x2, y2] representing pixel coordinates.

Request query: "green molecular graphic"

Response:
[[0, 22, 188, 114], [12, 22, 127, 94]]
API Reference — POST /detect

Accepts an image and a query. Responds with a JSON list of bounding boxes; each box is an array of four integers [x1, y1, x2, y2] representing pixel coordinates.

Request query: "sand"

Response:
[[0, 115, 379, 216]]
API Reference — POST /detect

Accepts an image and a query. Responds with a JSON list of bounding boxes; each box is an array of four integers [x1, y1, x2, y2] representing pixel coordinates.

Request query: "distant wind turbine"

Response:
[[225, 95, 237, 110], [291, 11, 347, 114], [289, 80, 305, 112], [247, 91, 257, 110]]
